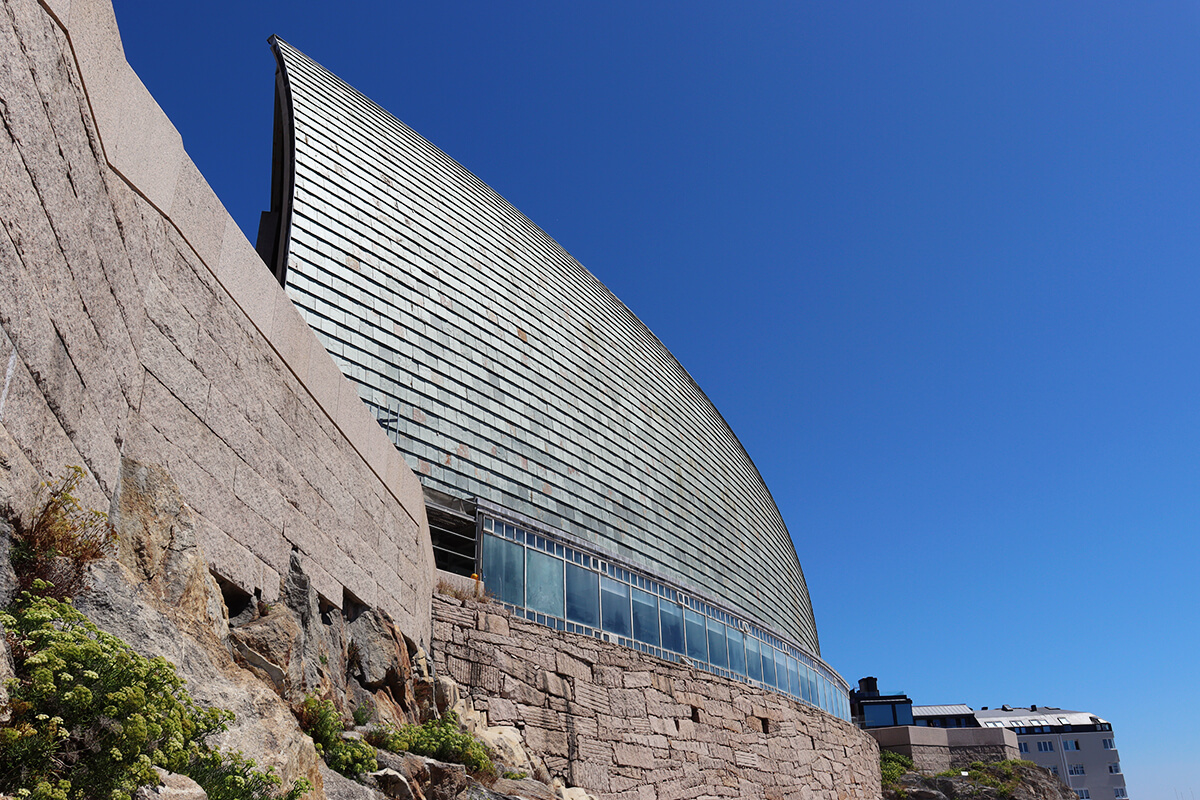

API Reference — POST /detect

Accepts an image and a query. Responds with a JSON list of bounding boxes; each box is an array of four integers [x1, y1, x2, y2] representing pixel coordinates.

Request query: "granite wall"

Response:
[[0, 0, 434, 644], [432, 596, 881, 800]]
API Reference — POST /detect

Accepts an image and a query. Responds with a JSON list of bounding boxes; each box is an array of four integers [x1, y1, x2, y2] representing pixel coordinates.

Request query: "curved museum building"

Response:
[[258, 38, 850, 720]]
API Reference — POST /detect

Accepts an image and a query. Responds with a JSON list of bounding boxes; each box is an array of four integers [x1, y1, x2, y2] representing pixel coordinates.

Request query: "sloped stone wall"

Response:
[[432, 596, 881, 800], [0, 0, 433, 644]]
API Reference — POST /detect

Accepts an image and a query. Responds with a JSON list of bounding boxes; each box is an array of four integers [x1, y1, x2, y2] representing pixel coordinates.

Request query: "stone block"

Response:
[[612, 743, 655, 769], [68, 0, 185, 214], [572, 681, 608, 713], [486, 696, 519, 726], [214, 222, 276, 337], [622, 671, 653, 689], [481, 612, 510, 636], [524, 724, 568, 757], [556, 651, 592, 682], [167, 156, 229, 271], [608, 687, 648, 718]]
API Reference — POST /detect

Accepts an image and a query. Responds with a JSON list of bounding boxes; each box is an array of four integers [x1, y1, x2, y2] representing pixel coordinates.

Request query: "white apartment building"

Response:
[[974, 705, 1127, 800]]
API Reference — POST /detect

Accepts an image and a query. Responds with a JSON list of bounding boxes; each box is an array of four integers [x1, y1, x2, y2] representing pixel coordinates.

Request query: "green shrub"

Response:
[[352, 699, 374, 727], [298, 696, 377, 778], [186, 750, 310, 800], [0, 590, 308, 800], [10, 466, 112, 600], [325, 738, 378, 779], [880, 750, 914, 787], [367, 712, 493, 778]]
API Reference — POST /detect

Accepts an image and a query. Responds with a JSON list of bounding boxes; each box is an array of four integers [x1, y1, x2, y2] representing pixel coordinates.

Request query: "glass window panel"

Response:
[[707, 619, 728, 669], [660, 601, 684, 654], [525, 549, 564, 618], [895, 703, 914, 726], [864, 704, 895, 727], [787, 658, 800, 699], [746, 636, 763, 682], [761, 646, 777, 688], [727, 627, 747, 676], [565, 562, 599, 627], [684, 608, 708, 663], [481, 534, 523, 607], [774, 649, 789, 694], [632, 588, 660, 646], [799, 665, 813, 703], [599, 577, 631, 637]]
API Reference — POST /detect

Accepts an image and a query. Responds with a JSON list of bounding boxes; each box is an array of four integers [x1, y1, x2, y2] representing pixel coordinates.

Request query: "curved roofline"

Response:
[[268, 36, 820, 653], [256, 36, 298, 285]]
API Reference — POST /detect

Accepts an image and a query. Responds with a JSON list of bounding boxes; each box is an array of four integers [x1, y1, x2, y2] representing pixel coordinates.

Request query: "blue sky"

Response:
[[111, 2, 1199, 796]]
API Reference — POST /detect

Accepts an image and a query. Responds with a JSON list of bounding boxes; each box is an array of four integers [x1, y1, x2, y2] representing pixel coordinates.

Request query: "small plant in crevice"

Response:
[[352, 699, 374, 727], [0, 588, 309, 800], [366, 712, 494, 780], [10, 466, 112, 600], [297, 695, 377, 778], [880, 750, 914, 787]]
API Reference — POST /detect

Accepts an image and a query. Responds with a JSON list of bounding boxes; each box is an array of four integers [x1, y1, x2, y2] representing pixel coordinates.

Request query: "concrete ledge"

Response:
[[946, 727, 1018, 749], [870, 725, 951, 749], [435, 569, 483, 598]]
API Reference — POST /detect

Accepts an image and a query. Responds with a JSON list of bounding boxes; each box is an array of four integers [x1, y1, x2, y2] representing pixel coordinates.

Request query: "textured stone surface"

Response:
[[320, 763, 387, 800], [885, 762, 1078, 800], [0, 0, 432, 647], [432, 596, 881, 800], [76, 553, 322, 794], [134, 769, 209, 800]]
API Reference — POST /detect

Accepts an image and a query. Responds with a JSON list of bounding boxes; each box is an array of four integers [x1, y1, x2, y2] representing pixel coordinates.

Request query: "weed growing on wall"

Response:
[[10, 466, 112, 600], [0, 589, 310, 800], [367, 712, 494, 778]]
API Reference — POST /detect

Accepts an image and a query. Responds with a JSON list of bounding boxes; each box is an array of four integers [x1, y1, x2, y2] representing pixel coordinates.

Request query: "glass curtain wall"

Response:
[[479, 517, 850, 721]]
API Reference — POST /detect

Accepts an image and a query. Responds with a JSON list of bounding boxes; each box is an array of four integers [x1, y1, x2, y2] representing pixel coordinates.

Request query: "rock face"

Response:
[[75, 457, 323, 795], [226, 548, 424, 729], [72, 455, 438, 792], [885, 762, 1080, 800]]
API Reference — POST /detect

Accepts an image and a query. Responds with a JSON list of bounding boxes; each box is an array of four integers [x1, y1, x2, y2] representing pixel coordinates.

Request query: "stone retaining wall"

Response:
[[432, 596, 881, 800], [0, 0, 434, 644]]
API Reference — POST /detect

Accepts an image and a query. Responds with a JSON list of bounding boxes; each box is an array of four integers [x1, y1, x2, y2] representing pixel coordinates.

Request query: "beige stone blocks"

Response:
[[431, 599, 881, 800]]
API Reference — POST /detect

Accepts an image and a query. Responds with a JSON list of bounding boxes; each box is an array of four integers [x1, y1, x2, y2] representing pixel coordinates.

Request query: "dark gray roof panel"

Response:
[[270, 38, 820, 653]]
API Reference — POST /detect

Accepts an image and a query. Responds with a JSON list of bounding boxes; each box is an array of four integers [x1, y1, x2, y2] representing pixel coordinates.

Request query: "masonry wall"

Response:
[[432, 596, 881, 800], [0, 0, 434, 644]]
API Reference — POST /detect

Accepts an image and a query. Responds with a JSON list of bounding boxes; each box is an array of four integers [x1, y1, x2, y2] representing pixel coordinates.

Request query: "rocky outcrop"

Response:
[[72, 455, 448, 794], [76, 457, 324, 795], [885, 762, 1079, 800]]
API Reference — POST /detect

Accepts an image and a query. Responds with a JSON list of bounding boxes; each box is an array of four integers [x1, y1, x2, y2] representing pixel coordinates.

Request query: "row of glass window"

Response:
[[479, 520, 850, 721]]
